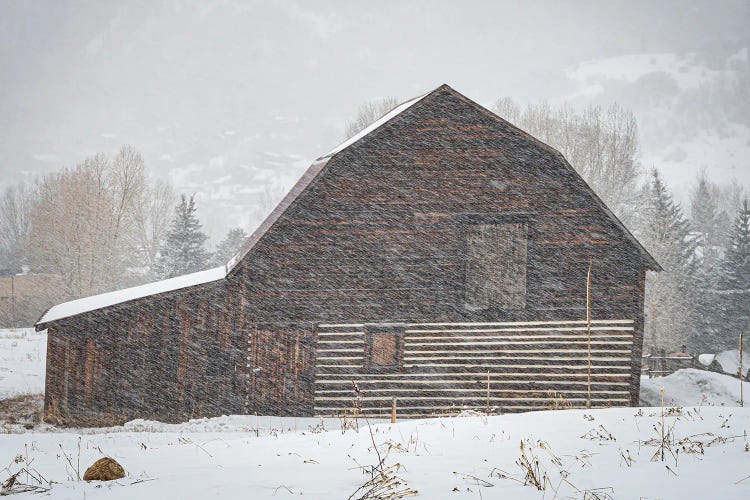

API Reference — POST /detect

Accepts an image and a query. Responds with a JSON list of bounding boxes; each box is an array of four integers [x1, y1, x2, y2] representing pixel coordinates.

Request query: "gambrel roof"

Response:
[[37, 83, 659, 327], [227, 83, 660, 274]]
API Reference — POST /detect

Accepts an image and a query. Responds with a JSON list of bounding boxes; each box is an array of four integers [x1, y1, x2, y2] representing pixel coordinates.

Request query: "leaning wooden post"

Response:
[[391, 398, 397, 423], [586, 261, 592, 409], [740, 333, 744, 408]]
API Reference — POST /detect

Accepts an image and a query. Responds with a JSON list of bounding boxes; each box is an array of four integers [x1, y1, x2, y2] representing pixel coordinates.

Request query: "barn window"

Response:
[[365, 325, 404, 370], [464, 221, 528, 310]]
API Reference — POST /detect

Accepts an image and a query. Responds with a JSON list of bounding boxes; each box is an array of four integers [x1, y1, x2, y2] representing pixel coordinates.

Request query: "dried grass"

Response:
[[546, 391, 572, 410]]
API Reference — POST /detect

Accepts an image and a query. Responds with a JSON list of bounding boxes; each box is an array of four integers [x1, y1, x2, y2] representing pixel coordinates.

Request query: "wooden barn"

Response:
[[37, 85, 660, 425]]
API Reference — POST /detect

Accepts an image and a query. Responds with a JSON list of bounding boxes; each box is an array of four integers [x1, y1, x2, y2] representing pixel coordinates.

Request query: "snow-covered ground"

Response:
[[2, 408, 750, 498], [716, 349, 750, 380], [641, 368, 750, 407], [0, 328, 46, 399], [3, 329, 750, 498]]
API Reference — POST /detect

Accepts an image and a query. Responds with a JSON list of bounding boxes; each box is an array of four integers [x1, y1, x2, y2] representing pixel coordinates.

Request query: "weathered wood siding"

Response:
[[245, 325, 316, 416], [236, 87, 646, 325], [314, 320, 636, 417], [44, 282, 248, 425]]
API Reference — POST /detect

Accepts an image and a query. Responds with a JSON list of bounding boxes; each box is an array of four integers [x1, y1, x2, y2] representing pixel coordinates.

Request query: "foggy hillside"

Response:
[[1, 0, 748, 241]]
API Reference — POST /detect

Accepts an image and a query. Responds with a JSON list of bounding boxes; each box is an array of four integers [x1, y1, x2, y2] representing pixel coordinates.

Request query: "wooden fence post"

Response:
[[391, 398, 397, 423]]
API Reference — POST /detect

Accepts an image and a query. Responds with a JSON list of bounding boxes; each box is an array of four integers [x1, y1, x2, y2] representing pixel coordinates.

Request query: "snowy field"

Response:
[[3, 329, 750, 498], [0, 328, 46, 399], [2, 408, 750, 498]]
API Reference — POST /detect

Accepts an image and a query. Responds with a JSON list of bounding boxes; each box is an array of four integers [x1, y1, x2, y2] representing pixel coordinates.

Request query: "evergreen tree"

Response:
[[714, 199, 750, 343], [210, 227, 248, 266], [689, 174, 724, 351], [155, 194, 209, 279], [690, 173, 722, 273], [637, 169, 697, 352], [721, 199, 750, 290]]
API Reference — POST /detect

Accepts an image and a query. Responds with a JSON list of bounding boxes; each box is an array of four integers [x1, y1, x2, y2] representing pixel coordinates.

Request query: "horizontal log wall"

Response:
[[314, 319, 635, 418]]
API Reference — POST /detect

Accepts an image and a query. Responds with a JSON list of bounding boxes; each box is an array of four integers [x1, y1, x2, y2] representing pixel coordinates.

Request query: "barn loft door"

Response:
[[465, 222, 528, 311]]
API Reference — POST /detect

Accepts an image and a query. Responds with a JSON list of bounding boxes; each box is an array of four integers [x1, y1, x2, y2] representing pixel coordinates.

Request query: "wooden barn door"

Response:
[[246, 324, 315, 416]]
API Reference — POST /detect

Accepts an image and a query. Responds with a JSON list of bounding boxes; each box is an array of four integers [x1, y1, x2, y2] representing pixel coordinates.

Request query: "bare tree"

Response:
[[133, 178, 176, 276], [344, 97, 400, 139], [492, 99, 642, 227], [250, 181, 288, 231], [0, 182, 37, 271], [493, 97, 521, 125], [27, 146, 148, 298]]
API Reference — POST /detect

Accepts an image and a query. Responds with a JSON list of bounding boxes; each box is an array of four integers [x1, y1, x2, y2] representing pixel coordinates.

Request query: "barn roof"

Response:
[[318, 91, 431, 160], [36, 266, 226, 326], [227, 83, 660, 273], [224, 91, 434, 273]]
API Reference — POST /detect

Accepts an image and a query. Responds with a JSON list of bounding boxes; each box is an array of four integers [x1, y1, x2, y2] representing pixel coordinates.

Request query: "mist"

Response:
[[2, 0, 748, 240]]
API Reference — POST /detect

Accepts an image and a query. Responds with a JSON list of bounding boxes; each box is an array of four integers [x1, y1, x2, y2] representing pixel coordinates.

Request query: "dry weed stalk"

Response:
[[516, 440, 550, 491], [58, 437, 82, 481], [583, 487, 615, 499], [339, 381, 363, 434], [619, 448, 634, 467], [452, 471, 493, 487], [581, 425, 616, 441], [348, 462, 417, 500], [347, 383, 417, 500], [308, 418, 326, 434], [1, 466, 51, 495], [646, 418, 678, 465]]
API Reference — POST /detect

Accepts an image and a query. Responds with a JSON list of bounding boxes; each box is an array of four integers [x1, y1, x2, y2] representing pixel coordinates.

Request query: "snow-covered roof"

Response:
[[36, 266, 226, 326], [317, 90, 431, 160]]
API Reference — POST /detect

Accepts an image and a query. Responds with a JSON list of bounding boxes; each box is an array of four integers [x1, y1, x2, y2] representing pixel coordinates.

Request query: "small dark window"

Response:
[[365, 324, 404, 370], [465, 222, 528, 310]]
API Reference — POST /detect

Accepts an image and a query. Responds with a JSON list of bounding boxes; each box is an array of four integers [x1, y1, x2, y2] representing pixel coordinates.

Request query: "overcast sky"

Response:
[[1, 0, 748, 238]]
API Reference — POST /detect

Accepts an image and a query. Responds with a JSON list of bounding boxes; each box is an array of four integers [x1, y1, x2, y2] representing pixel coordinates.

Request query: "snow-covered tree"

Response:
[[688, 173, 726, 348], [690, 173, 723, 270], [155, 194, 209, 279], [0, 182, 36, 272], [210, 227, 248, 266], [721, 199, 750, 291], [712, 199, 750, 344], [28, 146, 146, 297], [637, 169, 697, 352]]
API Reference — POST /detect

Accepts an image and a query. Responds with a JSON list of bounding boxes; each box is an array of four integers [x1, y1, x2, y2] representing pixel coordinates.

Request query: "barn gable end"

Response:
[[232, 84, 656, 417]]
